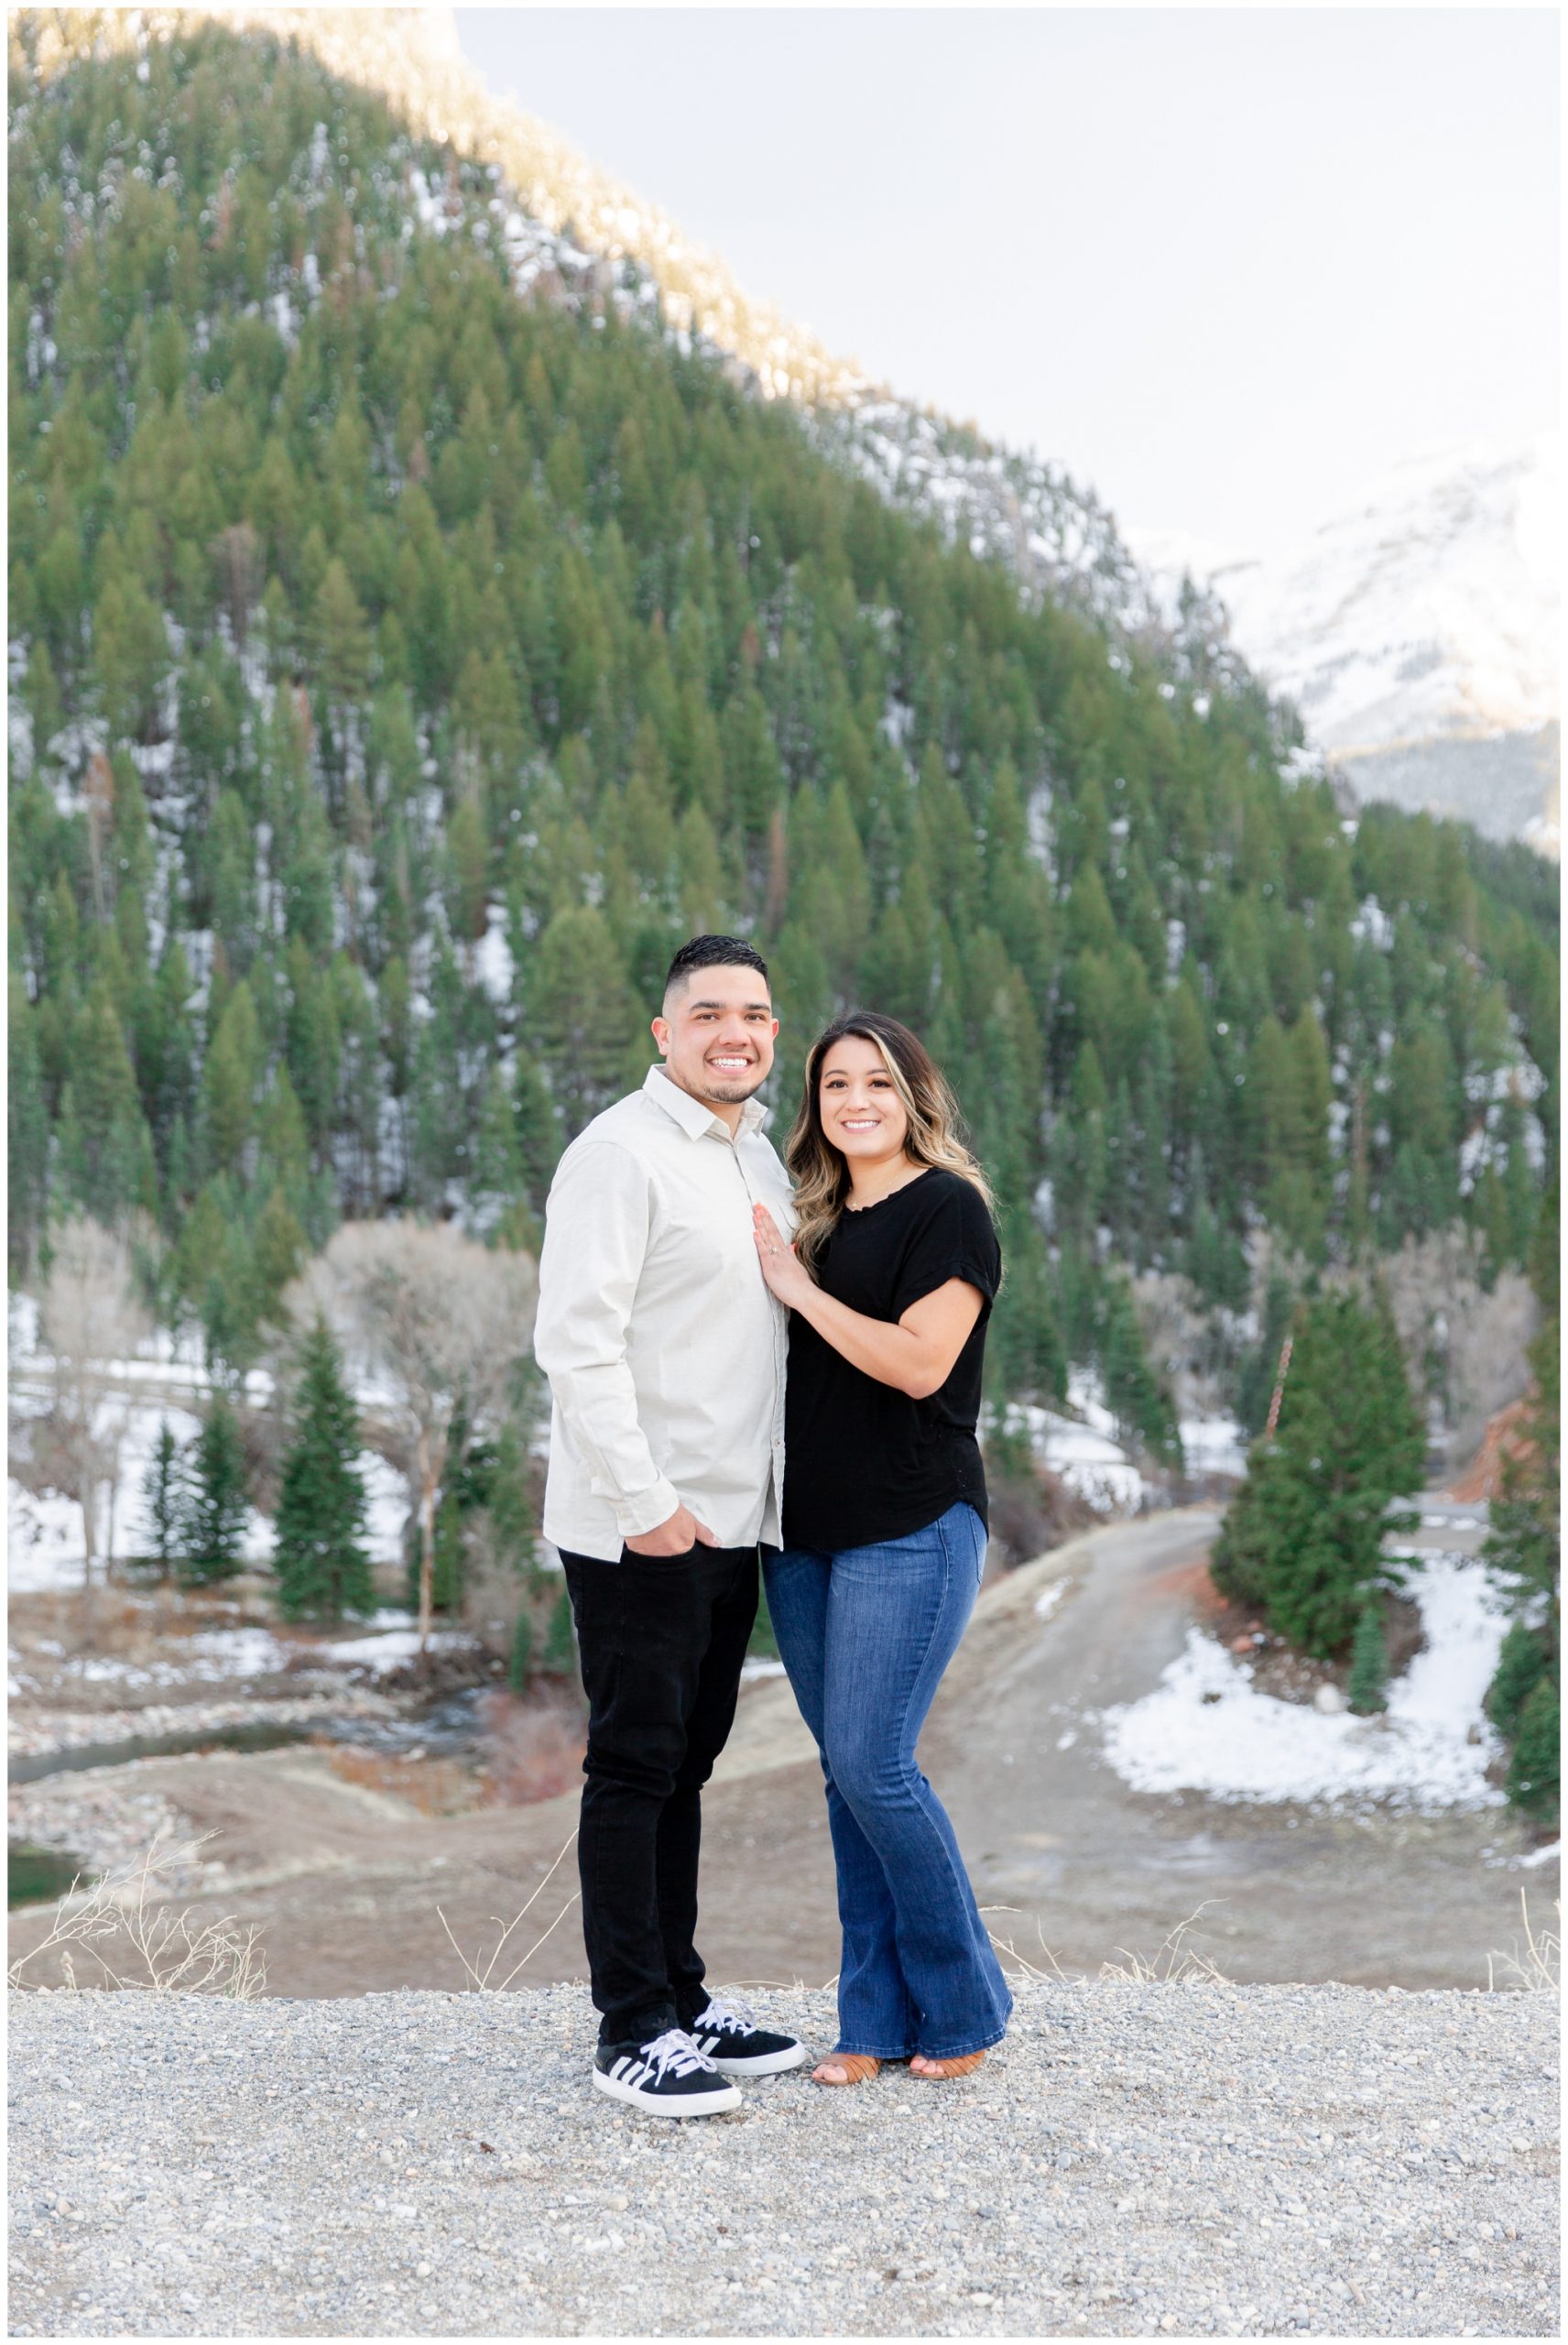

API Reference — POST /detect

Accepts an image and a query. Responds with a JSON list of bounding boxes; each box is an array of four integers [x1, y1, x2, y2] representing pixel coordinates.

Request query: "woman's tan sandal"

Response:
[[910, 2050, 987, 2080], [811, 2054, 880, 2087]]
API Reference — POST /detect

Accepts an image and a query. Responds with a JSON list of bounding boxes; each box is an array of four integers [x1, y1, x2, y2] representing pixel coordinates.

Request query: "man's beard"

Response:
[[692, 1063, 767, 1105]]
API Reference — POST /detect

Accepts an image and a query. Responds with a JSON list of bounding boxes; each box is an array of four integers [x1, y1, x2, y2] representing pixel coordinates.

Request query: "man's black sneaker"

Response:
[[592, 2028, 742, 2117], [686, 1995, 809, 2076]]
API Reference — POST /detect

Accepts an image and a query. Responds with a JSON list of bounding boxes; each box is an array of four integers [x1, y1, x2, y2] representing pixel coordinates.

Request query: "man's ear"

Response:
[[650, 1015, 671, 1056]]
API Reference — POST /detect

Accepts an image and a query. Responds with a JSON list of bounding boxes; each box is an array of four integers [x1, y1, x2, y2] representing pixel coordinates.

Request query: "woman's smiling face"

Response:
[[818, 1032, 910, 1165]]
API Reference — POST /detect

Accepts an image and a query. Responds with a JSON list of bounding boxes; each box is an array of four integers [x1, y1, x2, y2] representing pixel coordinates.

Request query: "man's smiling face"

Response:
[[653, 964, 779, 1110]]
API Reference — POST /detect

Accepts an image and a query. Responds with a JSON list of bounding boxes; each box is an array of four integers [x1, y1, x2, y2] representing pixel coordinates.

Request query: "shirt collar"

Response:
[[644, 1063, 770, 1142]]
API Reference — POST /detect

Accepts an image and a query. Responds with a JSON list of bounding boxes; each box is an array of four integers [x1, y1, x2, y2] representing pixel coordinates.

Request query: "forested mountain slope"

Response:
[[7, 16, 1559, 1432]]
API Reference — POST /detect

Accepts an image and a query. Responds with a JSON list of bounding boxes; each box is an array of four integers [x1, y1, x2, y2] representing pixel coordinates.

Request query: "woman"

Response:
[[751, 1009, 1013, 2086]]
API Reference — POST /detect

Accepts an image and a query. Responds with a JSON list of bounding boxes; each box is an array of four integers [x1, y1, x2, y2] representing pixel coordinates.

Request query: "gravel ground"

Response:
[[7, 1982, 1557, 2338]]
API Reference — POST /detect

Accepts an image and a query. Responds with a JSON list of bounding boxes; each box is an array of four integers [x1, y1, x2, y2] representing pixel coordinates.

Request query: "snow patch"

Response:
[[1095, 1554, 1509, 1813], [319, 1628, 473, 1671]]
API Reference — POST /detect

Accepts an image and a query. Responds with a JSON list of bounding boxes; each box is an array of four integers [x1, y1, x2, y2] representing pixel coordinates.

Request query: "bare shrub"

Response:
[[11, 1216, 156, 1608], [986, 1457, 1095, 1571], [284, 1219, 537, 1650], [1486, 1892, 1561, 1993], [1096, 1905, 1231, 1985], [1132, 1269, 1245, 1422], [480, 1685, 588, 1805], [1380, 1228, 1537, 1472], [8, 1830, 266, 1998], [986, 1903, 1231, 1986], [460, 1517, 528, 1664], [314, 1739, 479, 1818]]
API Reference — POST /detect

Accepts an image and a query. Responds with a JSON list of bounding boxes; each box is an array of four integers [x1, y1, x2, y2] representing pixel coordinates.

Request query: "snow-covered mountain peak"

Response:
[[1135, 435, 1561, 851], [1232, 433, 1558, 752]]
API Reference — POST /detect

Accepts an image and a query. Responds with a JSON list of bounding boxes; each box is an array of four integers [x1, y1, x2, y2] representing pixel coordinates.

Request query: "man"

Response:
[[534, 934, 808, 2115]]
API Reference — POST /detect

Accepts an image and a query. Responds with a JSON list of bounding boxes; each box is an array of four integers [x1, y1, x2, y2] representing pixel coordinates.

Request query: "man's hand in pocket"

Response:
[[625, 1503, 717, 1557]]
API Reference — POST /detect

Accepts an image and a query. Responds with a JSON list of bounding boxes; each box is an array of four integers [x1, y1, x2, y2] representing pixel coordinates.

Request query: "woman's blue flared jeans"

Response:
[[764, 1501, 1013, 2060]]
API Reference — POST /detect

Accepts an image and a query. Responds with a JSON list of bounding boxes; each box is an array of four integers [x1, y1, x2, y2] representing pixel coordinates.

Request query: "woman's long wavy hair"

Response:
[[785, 1010, 994, 1272]]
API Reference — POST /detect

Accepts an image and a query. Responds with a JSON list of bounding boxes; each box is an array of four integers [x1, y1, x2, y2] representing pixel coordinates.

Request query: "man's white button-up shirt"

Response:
[[534, 1063, 793, 1563]]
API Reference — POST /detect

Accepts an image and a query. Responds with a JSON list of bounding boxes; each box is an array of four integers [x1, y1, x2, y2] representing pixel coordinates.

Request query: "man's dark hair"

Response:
[[663, 933, 770, 1003]]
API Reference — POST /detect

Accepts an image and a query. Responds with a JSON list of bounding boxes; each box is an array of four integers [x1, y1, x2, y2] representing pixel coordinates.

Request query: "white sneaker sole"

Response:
[[592, 2067, 742, 2117], [708, 2041, 811, 2077]]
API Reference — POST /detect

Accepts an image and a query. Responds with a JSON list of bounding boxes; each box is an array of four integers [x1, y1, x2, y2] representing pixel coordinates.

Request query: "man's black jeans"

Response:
[[559, 1541, 759, 2048]]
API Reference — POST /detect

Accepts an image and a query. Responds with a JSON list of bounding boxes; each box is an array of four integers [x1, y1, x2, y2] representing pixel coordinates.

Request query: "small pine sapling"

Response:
[[141, 1418, 184, 1581], [541, 1587, 576, 1676], [1346, 1600, 1388, 1716]]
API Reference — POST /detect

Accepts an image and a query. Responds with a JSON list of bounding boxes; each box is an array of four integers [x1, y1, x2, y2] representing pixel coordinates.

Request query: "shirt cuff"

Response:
[[612, 1476, 681, 1538]]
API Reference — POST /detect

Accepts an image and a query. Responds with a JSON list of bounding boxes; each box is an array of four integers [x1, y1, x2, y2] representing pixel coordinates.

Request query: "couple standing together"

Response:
[[534, 933, 1013, 2115]]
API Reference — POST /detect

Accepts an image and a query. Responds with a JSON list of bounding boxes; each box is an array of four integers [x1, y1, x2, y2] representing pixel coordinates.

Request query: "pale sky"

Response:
[[452, 6, 1559, 564]]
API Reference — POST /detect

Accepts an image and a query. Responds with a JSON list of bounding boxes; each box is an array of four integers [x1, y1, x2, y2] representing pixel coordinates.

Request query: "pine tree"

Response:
[[272, 1319, 375, 1620], [1100, 1276, 1181, 1469], [1482, 1183, 1559, 1814], [249, 1184, 307, 1326], [470, 1061, 525, 1232], [1346, 1600, 1388, 1716], [511, 1051, 563, 1213], [426, 1479, 466, 1616], [200, 980, 262, 1174], [312, 558, 373, 707], [541, 1586, 576, 1675], [8, 994, 49, 1271], [140, 1417, 184, 1582], [178, 1391, 251, 1586], [529, 906, 638, 1137], [1508, 1676, 1559, 1820], [1213, 1289, 1425, 1656], [1486, 1620, 1549, 1740]]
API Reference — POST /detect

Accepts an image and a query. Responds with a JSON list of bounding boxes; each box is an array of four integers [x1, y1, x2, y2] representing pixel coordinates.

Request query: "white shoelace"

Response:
[[694, 1994, 757, 2039], [637, 2028, 717, 2084]]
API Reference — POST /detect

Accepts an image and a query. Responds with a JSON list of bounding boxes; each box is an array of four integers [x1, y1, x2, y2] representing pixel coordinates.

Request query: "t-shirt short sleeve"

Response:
[[890, 1176, 1002, 1321]]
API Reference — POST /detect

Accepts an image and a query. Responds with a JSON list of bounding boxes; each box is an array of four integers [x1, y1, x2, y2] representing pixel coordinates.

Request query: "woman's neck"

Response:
[[844, 1150, 921, 1210]]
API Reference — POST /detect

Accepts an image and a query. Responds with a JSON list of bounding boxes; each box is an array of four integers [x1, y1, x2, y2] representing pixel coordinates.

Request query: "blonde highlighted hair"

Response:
[[785, 1010, 995, 1271]]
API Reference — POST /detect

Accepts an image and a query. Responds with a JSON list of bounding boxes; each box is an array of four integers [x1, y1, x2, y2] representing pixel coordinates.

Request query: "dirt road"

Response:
[[9, 1509, 1551, 1998]]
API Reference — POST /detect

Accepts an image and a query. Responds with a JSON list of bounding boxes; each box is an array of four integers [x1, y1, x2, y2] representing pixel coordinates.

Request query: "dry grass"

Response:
[[986, 1902, 1232, 1986], [436, 1830, 581, 1991], [9, 1586, 272, 1670], [314, 1738, 482, 1816], [1486, 1892, 1561, 1993], [7, 1829, 267, 1998]]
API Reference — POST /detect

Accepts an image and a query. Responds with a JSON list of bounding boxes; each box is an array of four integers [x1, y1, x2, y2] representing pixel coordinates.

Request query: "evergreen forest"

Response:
[[8, 18, 1561, 1436]]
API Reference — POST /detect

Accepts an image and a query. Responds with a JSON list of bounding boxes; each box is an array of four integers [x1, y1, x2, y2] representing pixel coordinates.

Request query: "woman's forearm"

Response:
[[789, 1283, 942, 1398]]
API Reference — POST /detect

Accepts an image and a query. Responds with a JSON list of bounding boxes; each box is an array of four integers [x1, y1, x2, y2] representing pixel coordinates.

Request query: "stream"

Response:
[[6, 1688, 492, 1906], [7, 1687, 491, 1786]]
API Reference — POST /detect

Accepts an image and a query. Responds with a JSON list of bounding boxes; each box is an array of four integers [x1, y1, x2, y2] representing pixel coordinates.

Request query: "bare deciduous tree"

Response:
[[212, 519, 263, 646], [1380, 1228, 1537, 1471], [285, 1220, 538, 1650], [11, 1216, 155, 1616]]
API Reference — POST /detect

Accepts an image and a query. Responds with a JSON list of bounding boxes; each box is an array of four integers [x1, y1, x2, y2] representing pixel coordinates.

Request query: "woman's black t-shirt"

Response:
[[782, 1167, 1002, 1553]]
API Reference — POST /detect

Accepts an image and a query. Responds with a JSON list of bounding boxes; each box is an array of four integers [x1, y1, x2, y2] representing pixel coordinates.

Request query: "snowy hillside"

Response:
[[17, 4, 870, 407], [1136, 437, 1562, 854], [16, 7, 1549, 845], [20, 4, 1225, 673]]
